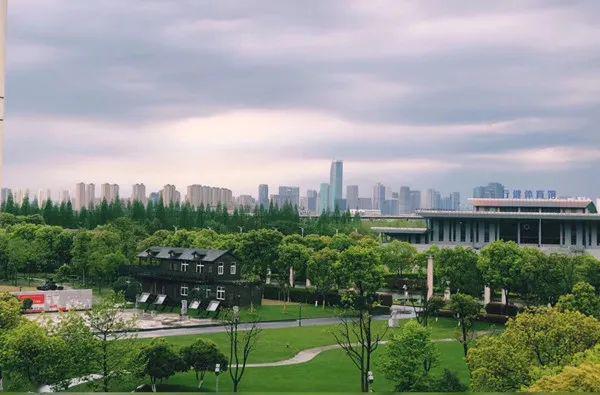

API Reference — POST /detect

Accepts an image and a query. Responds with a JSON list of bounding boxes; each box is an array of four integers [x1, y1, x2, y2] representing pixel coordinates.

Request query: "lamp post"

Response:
[[215, 363, 221, 393]]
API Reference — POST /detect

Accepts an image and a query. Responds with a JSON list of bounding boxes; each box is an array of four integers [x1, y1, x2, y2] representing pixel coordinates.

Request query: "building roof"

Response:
[[138, 247, 230, 262], [416, 210, 600, 221], [469, 198, 594, 209], [371, 227, 428, 235]]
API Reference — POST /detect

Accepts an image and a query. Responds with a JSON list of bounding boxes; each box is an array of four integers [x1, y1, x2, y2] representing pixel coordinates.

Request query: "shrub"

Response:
[[485, 302, 519, 316]]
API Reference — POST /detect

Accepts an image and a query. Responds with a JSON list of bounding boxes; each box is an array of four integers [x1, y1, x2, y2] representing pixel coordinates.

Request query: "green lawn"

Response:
[[76, 318, 499, 392], [237, 302, 343, 322]]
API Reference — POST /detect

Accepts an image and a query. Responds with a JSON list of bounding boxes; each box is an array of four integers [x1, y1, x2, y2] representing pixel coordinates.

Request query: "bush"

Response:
[[371, 305, 390, 315], [112, 277, 142, 302], [263, 285, 342, 306], [437, 309, 509, 324], [485, 302, 519, 316], [384, 273, 426, 291]]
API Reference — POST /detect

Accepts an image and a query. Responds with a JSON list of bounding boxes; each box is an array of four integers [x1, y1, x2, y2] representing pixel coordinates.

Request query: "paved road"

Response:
[[132, 313, 412, 339]]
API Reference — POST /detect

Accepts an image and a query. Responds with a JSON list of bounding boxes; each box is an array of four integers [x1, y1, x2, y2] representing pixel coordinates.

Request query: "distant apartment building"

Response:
[[132, 183, 147, 206], [382, 199, 400, 216], [236, 195, 256, 209], [101, 183, 119, 204], [258, 184, 269, 208], [75, 183, 86, 211], [161, 184, 181, 206], [272, 186, 299, 208], [410, 190, 421, 211], [358, 197, 373, 210], [85, 183, 96, 208], [329, 160, 343, 210], [59, 190, 71, 205], [422, 189, 441, 210], [186, 185, 232, 209], [37, 189, 52, 206], [346, 185, 359, 211], [399, 186, 411, 214], [1, 188, 11, 204], [372, 183, 386, 210], [148, 192, 160, 205]]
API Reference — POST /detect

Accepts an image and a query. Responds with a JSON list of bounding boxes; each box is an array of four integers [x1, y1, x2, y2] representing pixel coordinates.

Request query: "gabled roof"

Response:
[[138, 247, 230, 262]]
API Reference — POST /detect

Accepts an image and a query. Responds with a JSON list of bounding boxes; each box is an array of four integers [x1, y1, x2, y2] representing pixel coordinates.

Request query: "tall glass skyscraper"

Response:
[[329, 160, 343, 210]]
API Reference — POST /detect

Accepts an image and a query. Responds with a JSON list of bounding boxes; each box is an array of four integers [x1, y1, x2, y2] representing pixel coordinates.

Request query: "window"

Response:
[[180, 285, 188, 297], [205, 289, 211, 298], [195, 264, 204, 273], [181, 262, 189, 272], [218, 263, 224, 275], [216, 286, 225, 301], [230, 264, 237, 275]]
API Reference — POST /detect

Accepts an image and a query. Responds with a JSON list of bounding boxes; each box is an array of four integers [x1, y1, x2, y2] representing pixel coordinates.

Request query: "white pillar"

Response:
[[484, 286, 491, 305], [427, 255, 434, 300], [305, 278, 311, 288], [266, 268, 271, 284], [289, 266, 295, 287], [443, 288, 450, 301], [501, 289, 507, 305]]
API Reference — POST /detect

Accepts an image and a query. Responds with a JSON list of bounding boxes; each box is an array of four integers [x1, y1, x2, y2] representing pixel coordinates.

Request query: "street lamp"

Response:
[[367, 370, 374, 392], [215, 363, 221, 392]]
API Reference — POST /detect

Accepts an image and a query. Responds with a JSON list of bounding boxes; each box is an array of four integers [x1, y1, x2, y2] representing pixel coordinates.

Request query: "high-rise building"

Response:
[[346, 185, 359, 210], [258, 184, 269, 208], [423, 189, 441, 210], [410, 190, 421, 211], [473, 182, 506, 199], [186, 185, 232, 208], [148, 192, 160, 205], [132, 183, 147, 206], [101, 183, 112, 203], [372, 183, 386, 210], [382, 199, 399, 216], [318, 183, 330, 213], [59, 190, 70, 204], [85, 183, 96, 208], [0, 0, 6, 192], [358, 197, 373, 210], [161, 184, 180, 206], [399, 186, 411, 214], [75, 183, 86, 211], [276, 186, 300, 208], [14, 189, 29, 206], [329, 160, 343, 210], [236, 195, 256, 208], [306, 189, 318, 213], [1, 188, 10, 204], [37, 189, 52, 207]]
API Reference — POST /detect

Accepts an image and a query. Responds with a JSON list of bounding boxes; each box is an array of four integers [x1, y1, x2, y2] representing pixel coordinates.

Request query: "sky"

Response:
[[4, 0, 600, 199]]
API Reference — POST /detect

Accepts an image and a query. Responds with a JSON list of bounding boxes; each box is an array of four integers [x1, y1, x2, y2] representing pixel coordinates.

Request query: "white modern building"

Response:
[[132, 183, 147, 206]]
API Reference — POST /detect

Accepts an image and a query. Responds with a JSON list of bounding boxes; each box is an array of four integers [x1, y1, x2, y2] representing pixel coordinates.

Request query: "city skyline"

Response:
[[2, 2, 600, 199]]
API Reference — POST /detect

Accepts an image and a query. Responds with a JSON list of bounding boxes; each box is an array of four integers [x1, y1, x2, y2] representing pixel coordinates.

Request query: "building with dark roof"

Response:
[[374, 198, 600, 257], [127, 247, 262, 307]]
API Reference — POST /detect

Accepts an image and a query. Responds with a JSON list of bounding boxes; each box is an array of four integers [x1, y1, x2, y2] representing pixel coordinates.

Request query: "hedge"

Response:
[[437, 309, 509, 324], [384, 273, 426, 291], [263, 285, 342, 306], [485, 302, 519, 316]]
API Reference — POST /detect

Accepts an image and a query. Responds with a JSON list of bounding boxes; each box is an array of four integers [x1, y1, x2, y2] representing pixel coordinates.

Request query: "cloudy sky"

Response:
[[4, 0, 600, 199]]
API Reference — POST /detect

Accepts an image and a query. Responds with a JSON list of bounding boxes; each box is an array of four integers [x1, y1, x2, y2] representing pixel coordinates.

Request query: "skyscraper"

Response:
[[306, 189, 318, 213], [101, 183, 112, 203], [329, 160, 343, 210], [473, 182, 506, 199], [410, 190, 421, 211], [318, 183, 330, 213], [85, 183, 96, 208], [59, 190, 70, 204], [277, 186, 300, 208], [372, 183, 386, 210], [0, 0, 6, 192], [161, 184, 180, 206], [37, 189, 52, 207], [399, 186, 411, 214], [258, 184, 269, 208], [346, 185, 359, 210]]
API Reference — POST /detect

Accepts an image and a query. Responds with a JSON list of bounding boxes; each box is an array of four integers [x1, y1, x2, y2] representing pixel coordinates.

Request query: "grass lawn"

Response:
[[237, 300, 342, 322], [0, 276, 45, 292], [76, 318, 499, 392]]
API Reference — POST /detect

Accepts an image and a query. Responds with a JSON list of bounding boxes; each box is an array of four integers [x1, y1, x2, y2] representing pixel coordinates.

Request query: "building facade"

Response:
[[129, 247, 262, 307], [258, 184, 269, 209], [132, 183, 147, 206], [329, 160, 343, 210], [375, 198, 600, 258], [346, 185, 359, 211]]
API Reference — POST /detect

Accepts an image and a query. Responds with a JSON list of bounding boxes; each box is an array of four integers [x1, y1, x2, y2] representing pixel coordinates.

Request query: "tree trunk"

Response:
[[461, 320, 468, 357]]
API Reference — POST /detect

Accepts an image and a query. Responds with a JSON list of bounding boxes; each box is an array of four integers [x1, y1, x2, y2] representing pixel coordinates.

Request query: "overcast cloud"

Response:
[[4, 0, 600, 199]]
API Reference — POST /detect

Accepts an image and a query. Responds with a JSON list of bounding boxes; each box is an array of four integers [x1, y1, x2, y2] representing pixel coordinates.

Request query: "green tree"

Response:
[[85, 294, 137, 392], [557, 282, 600, 318], [478, 240, 523, 308], [223, 309, 261, 392], [448, 293, 481, 356], [307, 247, 339, 308], [275, 242, 312, 309], [379, 320, 438, 391], [0, 292, 22, 330], [133, 338, 185, 392], [436, 246, 483, 297], [236, 229, 283, 282], [180, 339, 228, 389], [379, 240, 417, 276]]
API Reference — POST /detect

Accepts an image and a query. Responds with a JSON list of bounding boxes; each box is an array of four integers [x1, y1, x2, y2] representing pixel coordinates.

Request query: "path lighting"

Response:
[[215, 363, 221, 392]]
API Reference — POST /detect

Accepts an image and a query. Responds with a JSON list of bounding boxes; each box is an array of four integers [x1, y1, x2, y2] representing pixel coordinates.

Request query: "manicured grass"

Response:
[[79, 337, 471, 392], [237, 302, 342, 322], [85, 318, 498, 392]]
